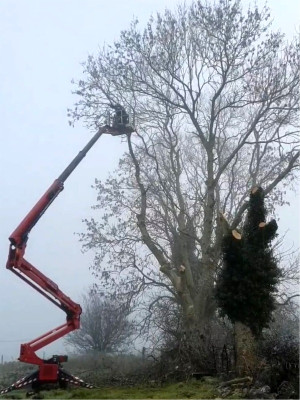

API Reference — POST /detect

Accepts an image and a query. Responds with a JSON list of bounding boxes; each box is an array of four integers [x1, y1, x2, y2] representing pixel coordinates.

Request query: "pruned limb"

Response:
[[219, 376, 252, 388], [232, 230, 242, 240], [232, 151, 300, 228]]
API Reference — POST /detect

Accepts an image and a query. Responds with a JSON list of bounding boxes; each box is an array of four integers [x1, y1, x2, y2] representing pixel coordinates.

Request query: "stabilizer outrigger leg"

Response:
[[58, 368, 95, 389], [0, 367, 95, 395], [0, 370, 39, 395]]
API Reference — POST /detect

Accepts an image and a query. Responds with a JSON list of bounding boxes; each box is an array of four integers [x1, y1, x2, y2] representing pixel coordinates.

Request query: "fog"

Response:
[[0, 0, 299, 363]]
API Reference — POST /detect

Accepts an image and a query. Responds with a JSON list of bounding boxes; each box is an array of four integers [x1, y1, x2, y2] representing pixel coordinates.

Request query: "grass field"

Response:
[[1, 379, 223, 399]]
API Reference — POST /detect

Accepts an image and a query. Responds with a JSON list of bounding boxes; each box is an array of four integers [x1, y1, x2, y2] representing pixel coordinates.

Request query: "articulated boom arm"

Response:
[[6, 124, 133, 367]]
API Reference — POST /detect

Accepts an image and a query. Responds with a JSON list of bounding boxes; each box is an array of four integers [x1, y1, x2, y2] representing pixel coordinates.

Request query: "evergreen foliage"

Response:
[[216, 187, 281, 336]]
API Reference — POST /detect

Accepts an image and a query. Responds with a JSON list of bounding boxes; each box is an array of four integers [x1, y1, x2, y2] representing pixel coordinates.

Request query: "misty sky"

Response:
[[0, 0, 299, 363]]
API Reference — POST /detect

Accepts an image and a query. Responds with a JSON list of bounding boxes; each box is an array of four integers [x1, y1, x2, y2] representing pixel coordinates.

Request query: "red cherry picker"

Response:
[[1, 109, 134, 395]]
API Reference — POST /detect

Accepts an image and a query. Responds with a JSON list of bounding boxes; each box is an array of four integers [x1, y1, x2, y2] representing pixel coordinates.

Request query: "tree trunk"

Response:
[[234, 321, 258, 376]]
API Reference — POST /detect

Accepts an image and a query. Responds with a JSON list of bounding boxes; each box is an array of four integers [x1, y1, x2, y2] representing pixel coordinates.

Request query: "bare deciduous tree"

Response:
[[71, 0, 299, 338], [65, 292, 135, 354]]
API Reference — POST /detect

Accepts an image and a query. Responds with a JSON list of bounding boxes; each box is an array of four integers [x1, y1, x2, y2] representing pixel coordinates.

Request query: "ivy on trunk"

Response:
[[216, 187, 281, 337]]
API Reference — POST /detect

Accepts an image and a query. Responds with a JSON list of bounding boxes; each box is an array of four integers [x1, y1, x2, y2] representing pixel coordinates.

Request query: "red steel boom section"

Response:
[[7, 177, 81, 367], [4, 123, 134, 390]]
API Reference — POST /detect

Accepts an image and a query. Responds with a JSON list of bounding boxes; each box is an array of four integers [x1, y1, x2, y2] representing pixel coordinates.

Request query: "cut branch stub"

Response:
[[251, 186, 259, 194], [219, 212, 227, 221], [232, 230, 242, 240], [219, 212, 230, 235], [251, 186, 264, 197], [179, 265, 186, 273], [258, 222, 267, 228]]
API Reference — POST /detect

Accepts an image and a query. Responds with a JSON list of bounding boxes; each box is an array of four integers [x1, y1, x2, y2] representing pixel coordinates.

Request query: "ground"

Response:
[[0, 378, 230, 399]]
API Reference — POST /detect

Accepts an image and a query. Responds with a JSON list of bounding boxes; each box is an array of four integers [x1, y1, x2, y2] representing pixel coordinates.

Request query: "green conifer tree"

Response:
[[216, 187, 281, 336]]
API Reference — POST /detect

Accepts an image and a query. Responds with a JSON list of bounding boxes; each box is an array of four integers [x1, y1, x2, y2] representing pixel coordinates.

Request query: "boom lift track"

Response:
[[1, 114, 134, 394]]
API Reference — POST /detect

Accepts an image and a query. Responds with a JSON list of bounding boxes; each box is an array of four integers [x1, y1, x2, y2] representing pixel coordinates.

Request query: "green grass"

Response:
[[1, 379, 221, 399]]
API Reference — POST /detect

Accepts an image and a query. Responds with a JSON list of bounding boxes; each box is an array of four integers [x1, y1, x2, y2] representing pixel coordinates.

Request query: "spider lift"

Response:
[[0, 108, 134, 395]]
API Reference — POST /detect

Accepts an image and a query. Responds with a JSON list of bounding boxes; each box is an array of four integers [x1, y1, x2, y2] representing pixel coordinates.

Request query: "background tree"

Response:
[[65, 291, 135, 354], [71, 0, 299, 345], [216, 187, 281, 374]]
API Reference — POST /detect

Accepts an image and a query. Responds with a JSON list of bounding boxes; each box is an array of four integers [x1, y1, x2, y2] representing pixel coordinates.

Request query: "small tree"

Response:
[[65, 291, 135, 354], [258, 303, 299, 397], [216, 186, 281, 374]]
